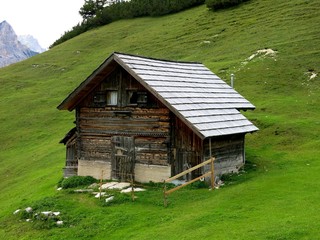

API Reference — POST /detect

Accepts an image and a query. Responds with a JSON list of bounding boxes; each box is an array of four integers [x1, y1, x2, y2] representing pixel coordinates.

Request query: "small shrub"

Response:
[[60, 176, 97, 189], [57, 177, 64, 188], [189, 180, 209, 189], [206, 0, 250, 11], [32, 197, 58, 210]]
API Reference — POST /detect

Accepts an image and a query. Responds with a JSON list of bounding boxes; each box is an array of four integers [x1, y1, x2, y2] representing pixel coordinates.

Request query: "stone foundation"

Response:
[[78, 160, 111, 179], [77, 160, 171, 183], [134, 163, 171, 183]]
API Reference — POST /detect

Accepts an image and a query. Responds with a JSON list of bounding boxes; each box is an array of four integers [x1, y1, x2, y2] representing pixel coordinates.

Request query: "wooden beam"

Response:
[[165, 172, 212, 195], [165, 158, 213, 183]]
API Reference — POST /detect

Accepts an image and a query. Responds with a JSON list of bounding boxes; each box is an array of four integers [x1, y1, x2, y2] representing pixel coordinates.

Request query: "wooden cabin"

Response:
[[58, 52, 258, 182]]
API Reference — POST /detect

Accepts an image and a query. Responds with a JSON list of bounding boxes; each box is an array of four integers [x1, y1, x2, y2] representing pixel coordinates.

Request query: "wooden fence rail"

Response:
[[163, 157, 215, 207]]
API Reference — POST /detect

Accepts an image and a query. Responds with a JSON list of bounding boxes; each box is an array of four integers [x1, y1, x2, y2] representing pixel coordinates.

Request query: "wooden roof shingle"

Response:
[[58, 52, 258, 139]]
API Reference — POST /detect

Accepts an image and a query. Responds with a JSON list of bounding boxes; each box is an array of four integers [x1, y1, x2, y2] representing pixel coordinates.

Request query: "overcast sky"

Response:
[[0, 0, 84, 49]]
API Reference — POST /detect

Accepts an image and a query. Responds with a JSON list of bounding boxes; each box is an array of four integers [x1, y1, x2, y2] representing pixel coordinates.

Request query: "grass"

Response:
[[0, 0, 320, 239]]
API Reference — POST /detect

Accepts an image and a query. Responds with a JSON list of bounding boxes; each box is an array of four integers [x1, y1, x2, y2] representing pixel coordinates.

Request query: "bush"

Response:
[[189, 180, 209, 189], [206, 0, 250, 11], [60, 176, 97, 189]]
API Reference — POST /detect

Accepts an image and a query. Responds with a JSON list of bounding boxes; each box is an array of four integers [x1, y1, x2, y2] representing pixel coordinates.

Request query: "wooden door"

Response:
[[111, 136, 135, 181]]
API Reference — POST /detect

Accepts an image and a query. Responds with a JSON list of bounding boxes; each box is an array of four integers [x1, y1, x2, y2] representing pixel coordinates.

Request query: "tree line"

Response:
[[50, 0, 249, 48]]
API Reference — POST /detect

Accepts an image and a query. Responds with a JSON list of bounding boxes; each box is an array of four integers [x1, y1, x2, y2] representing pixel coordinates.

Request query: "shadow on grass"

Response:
[[220, 159, 259, 187]]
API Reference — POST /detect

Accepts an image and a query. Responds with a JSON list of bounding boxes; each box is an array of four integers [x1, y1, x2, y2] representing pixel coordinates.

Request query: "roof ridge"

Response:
[[113, 51, 202, 65]]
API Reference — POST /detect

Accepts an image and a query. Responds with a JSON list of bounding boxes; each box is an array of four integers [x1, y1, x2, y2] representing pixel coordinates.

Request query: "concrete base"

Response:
[[78, 160, 171, 183], [78, 160, 111, 179], [134, 163, 171, 183]]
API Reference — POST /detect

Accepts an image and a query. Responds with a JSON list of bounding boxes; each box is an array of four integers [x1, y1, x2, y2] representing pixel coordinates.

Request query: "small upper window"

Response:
[[128, 91, 147, 105], [93, 92, 106, 106], [107, 91, 118, 105], [128, 91, 138, 105], [137, 92, 148, 104]]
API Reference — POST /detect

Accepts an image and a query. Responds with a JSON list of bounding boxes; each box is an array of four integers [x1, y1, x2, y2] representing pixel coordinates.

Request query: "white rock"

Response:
[[41, 211, 52, 216], [121, 188, 146, 193], [110, 182, 131, 189], [95, 192, 107, 198], [13, 209, 21, 215], [310, 72, 317, 80], [25, 207, 33, 213], [53, 212, 60, 216], [56, 221, 63, 225], [100, 182, 117, 190], [74, 189, 93, 193], [57, 187, 63, 191], [100, 182, 131, 190], [105, 196, 114, 203], [26, 219, 32, 222]]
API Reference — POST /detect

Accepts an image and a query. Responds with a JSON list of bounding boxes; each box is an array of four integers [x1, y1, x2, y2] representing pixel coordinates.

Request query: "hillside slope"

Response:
[[0, 1, 319, 239]]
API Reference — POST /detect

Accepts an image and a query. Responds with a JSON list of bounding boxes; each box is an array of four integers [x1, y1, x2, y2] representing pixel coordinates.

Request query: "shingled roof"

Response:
[[58, 52, 258, 139]]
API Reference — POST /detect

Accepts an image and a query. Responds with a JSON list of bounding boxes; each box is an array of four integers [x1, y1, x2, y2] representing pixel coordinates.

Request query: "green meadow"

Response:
[[0, 0, 319, 239]]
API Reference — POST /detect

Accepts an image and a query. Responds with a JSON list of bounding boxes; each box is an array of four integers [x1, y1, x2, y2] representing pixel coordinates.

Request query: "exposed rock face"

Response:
[[18, 34, 46, 53], [0, 21, 38, 68]]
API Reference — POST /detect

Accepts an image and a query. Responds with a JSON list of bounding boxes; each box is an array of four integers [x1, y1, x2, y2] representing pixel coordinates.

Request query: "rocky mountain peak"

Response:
[[0, 20, 18, 44], [18, 35, 46, 53], [0, 20, 39, 68]]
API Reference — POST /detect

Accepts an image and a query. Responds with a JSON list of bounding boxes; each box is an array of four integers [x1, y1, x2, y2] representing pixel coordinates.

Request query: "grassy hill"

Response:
[[0, 0, 319, 239]]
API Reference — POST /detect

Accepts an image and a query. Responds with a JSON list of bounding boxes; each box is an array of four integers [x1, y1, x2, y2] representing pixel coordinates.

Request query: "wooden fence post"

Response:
[[163, 180, 168, 207], [99, 170, 104, 200], [210, 157, 214, 190], [131, 175, 135, 202]]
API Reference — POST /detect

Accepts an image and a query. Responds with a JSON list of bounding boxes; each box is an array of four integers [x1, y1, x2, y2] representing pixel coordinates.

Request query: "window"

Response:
[[128, 91, 138, 105], [137, 92, 148, 104], [107, 91, 118, 105], [127, 91, 147, 105], [93, 91, 106, 106]]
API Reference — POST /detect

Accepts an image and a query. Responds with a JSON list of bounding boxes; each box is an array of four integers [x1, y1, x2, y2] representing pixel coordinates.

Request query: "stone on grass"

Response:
[[53, 212, 60, 216], [121, 188, 146, 193], [105, 196, 114, 203], [74, 189, 93, 193], [25, 207, 33, 213], [94, 192, 107, 198], [88, 183, 99, 189], [13, 209, 21, 215], [109, 182, 131, 189], [100, 182, 131, 190], [100, 182, 117, 190], [41, 211, 52, 216]]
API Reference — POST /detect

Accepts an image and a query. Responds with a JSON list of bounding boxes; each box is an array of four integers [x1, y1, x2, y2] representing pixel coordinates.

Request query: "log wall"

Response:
[[76, 67, 171, 170], [204, 134, 245, 176], [171, 116, 203, 179]]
